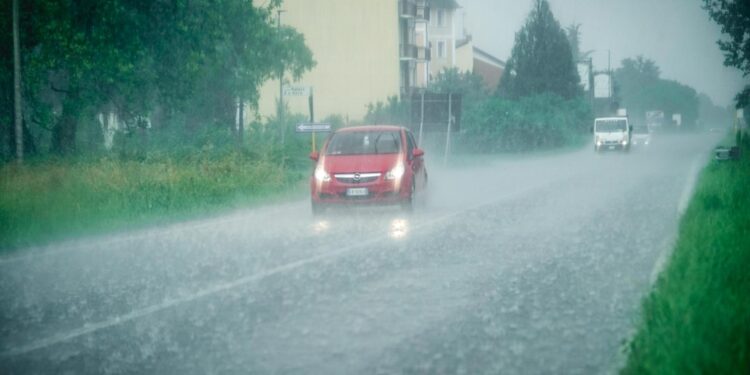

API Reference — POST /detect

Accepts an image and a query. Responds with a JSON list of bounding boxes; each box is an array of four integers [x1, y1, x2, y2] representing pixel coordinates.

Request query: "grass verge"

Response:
[[0, 151, 309, 253], [622, 136, 750, 373]]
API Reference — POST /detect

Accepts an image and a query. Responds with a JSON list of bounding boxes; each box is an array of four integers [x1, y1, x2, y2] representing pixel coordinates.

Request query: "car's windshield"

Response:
[[325, 131, 401, 155], [595, 119, 628, 132]]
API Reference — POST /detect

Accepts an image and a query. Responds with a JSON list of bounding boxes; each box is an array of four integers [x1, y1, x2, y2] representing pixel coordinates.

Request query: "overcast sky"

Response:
[[458, 0, 747, 107]]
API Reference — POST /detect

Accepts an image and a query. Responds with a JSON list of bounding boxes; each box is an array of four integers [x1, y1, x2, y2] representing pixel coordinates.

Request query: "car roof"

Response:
[[595, 117, 628, 121], [336, 125, 404, 133]]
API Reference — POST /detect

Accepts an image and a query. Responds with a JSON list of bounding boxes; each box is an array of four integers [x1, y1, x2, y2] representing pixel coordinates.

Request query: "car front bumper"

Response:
[[310, 178, 411, 205]]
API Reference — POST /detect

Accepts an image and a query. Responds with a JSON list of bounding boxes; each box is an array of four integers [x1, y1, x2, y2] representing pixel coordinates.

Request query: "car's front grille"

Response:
[[334, 173, 381, 184]]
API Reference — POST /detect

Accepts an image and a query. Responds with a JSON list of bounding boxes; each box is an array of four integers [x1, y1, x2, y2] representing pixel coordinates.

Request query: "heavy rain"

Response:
[[1, 0, 748, 374]]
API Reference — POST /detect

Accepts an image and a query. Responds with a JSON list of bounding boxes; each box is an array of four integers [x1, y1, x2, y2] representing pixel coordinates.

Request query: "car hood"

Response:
[[320, 153, 401, 174]]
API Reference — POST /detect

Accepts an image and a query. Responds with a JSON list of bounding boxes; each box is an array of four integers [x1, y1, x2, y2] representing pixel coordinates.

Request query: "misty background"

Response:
[[460, 0, 746, 107]]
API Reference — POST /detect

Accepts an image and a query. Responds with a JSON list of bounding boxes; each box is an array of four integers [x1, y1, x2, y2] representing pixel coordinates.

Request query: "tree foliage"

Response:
[[460, 94, 590, 152], [428, 68, 487, 100], [498, 0, 580, 100], [697, 92, 732, 127], [0, 0, 314, 157], [615, 56, 699, 127], [565, 23, 593, 62], [703, 0, 750, 107]]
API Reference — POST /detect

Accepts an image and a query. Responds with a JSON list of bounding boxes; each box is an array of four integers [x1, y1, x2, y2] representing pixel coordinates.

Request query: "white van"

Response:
[[594, 117, 632, 152]]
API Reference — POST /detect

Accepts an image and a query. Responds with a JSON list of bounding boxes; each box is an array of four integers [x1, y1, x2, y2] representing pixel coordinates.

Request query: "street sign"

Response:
[[577, 62, 591, 91], [283, 85, 311, 97], [594, 73, 612, 98], [295, 122, 331, 133]]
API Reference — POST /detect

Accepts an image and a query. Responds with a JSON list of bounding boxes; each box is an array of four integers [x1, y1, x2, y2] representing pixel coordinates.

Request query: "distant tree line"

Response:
[[0, 0, 314, 160], [614, 56, 700, 128]]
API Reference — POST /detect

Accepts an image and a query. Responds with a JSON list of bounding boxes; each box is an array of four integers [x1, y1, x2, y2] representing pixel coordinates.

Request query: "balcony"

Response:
[[419, 47, 431, 61], [400, 44, 431, 61], [400, 1, 416, 18], [400, 0, 430, 21], [416, 2, 430, 21]]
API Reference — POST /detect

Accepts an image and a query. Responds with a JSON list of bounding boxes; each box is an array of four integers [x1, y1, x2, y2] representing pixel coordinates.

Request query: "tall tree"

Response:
[[703, 0, 750, 107], [615, 56, 699, 127], [617, 56, 661, 91], [565, 23, 593, 62], [498, 0, 580, 99], [428, 68, 487, 100], [0, 0, 314, 156]]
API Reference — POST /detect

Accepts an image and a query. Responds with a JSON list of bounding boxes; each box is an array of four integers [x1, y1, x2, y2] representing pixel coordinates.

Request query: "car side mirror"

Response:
[[413, 148, 425, 158], [629, 125, 633, 132], [309, 151, 319, 161]]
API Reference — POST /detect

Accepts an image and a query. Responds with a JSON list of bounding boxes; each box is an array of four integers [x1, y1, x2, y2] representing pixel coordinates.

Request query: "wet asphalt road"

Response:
[[0, 133, 720, 374]]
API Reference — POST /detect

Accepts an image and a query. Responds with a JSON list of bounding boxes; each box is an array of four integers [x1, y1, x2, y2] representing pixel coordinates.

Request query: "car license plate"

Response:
[[608, 146, 615, 150], [346, 187, 368, 197]]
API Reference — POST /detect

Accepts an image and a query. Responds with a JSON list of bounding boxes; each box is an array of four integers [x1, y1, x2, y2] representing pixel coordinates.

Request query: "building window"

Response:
[[437, 41, 445, 59], [437, 9, 445, 27]]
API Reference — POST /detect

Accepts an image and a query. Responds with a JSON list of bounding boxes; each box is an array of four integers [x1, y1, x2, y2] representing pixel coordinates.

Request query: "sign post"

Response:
[[282, 84, 311, 98], [295, 123, 331, 133], [295, 123, 331, 152], [444, 93, 452, 165]]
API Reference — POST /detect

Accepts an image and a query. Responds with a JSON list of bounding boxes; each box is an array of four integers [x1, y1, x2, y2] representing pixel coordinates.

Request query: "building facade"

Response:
[[426, 0, 460, 78], [254, 0, 430, 123], [399, 0, 431, 92], [472, 47, 505, 91]]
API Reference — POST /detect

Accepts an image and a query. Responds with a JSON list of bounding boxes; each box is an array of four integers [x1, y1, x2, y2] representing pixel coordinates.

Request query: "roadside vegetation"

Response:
[[0, 1, 315, 252], [365, 0, 592, 154], [624, 3, 750, 371], [0, 123, 312, 252], [623, 131, 750, 373], [0, 0, 738, 253]]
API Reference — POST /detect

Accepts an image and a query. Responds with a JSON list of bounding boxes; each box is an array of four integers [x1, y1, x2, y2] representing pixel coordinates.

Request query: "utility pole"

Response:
[[277, 9, 285, 145], [607, 49, 613, 113], [13, 0, 23, 164], [238, 96, 244, 145]]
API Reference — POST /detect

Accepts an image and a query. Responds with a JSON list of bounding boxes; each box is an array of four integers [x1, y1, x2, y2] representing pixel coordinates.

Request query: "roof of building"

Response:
[[456, 35, 472, 49], [473, 46, 505, 68], [429, 0, 460, 9]]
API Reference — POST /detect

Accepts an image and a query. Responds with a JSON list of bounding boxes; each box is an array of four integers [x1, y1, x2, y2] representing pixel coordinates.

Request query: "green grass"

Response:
[[0, 151, 309, 253], [623, 136, 750, 373]]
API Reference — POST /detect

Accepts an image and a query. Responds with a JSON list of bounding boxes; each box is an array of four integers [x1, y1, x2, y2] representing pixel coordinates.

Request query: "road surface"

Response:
[[0, 133, 720, 374]]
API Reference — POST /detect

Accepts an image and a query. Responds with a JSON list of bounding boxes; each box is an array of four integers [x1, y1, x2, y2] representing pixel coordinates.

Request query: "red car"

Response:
[[309, 125, 427, 214]]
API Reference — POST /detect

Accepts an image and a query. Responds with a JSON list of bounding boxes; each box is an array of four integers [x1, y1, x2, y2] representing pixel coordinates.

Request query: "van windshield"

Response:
[[325, 131, 402, 155], [595, 119, 628, 132]]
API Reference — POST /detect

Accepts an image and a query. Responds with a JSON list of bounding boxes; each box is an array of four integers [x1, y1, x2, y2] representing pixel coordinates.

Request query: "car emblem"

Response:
[[353, 173, 360, 182]]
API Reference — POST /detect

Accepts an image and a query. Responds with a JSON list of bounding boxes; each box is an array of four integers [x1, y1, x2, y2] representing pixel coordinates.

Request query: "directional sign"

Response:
[[295, 122, 331, 133], [283, 85, 311, 97], [594, 73, 612, 98]]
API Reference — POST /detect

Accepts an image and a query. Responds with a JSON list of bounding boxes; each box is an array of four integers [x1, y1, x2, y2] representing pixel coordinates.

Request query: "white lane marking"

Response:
[[649, 236, 676, 285], [1, 182, 555, 358], [0, 232, 392, 357], [677, 155, 703, 215], [649, 154, 705, 285]]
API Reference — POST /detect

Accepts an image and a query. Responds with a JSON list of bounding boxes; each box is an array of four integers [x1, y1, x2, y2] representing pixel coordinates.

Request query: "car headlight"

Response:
[[385, 162, 405, 180], [621, 139, 628, 145], [314, 167, 330, 182]]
